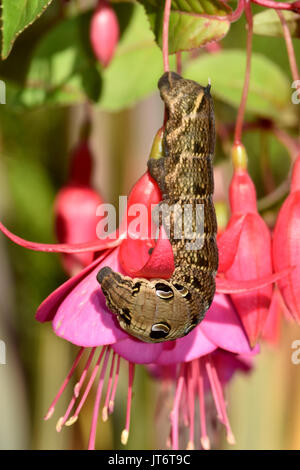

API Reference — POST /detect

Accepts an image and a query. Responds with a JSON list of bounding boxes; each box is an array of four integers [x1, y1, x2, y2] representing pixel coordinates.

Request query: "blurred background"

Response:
[[0, 0, 299, 450]]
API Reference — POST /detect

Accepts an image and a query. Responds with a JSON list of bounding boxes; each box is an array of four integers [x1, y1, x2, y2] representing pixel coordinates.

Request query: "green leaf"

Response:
[[138, 0, 231, 53], [99, 3, 175, 111], [1, 0, 53, 60], [253, 10, 300, 38], [18, 12, 101, 107], [184, 49, 295, 124]]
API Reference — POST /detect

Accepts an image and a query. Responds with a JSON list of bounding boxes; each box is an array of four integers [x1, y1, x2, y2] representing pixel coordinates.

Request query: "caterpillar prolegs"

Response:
[[97, 72, 218, 343]]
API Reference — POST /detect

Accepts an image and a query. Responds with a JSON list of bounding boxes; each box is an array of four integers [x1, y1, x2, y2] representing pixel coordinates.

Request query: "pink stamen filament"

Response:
[[186, 364, 195, 450], [57, 348, 96, 430], [210, 357, 235, 444], [170, 363, 185, 450], [181, 382, 190, 428], [194, 359, 210, 450], [234, 0, 253, 145], [44, 347, 84, 420], [204, 356, 223, 421], [208, 356, 235, 444], [121, 362, 135, 445], [67, 347, 106, 423], [166, 429, 172, 448], [109, 354, 121, 414], [163, 0, 172, 72], [88, 347, 111, 450], [102, 351, 117, 421]]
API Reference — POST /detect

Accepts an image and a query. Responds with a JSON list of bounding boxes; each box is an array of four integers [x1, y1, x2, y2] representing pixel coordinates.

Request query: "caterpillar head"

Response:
[[97, 267, 201, 343]]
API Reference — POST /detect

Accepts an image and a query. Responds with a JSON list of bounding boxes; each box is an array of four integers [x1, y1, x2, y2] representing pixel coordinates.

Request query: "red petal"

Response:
[[217, 215, 246, 272], [119, 226, 174, 279], [272, 191, 300, 322], [261, 288, 282, 345], [0, 221, 125, 254], [216, 268, 292, 293]]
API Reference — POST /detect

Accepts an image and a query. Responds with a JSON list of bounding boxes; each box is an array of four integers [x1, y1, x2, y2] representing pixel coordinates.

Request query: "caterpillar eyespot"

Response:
[[150, 322, 171, 340], [155, 282, 174, 300], [97, 72, 218, 343], [173, 284, 189, 297]]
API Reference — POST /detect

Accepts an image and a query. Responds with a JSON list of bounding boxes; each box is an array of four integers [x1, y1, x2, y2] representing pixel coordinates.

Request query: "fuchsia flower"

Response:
[[218, 144, 273, 347], [90, 0, 120, 68], [55, 140, 104, 276], [273, 155, 300, 322], [0, 164, 289, 449]]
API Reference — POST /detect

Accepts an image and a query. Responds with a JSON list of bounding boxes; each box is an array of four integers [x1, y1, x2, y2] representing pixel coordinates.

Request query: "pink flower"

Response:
[[90, 0, 120, 68], [218, 144, 273, 346], [273, 154, 300, 322], [0, 150, 288, 449], [55, 140, 104, 276]]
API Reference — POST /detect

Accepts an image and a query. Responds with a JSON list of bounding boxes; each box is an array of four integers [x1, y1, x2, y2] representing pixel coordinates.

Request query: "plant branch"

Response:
[[251, 0, 300, 12], [277, 11, 300, 85], [163, 0, 172, 72], [234, 0, 253, 145]]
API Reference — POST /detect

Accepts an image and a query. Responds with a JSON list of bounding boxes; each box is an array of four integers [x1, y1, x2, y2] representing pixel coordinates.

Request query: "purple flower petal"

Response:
[[112, 339, 164, 364], [36, 252, 111, 322], [52, 248, 128, 346], [157, 326, 216, 365], [200, 293, 253, 354], [111, 325, 216, 365]]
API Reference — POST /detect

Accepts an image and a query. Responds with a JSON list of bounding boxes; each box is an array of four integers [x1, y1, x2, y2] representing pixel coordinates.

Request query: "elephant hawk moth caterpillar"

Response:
[[97, 72, 218, 343]]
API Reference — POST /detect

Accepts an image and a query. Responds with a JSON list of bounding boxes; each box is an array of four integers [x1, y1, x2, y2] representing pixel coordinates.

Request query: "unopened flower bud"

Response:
[[90, 0, 119, 68]]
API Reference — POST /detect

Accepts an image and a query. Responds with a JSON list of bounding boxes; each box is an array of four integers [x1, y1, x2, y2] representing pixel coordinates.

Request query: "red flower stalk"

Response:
[[219, 143, 273, 346], [55, 140, 104, 276], [90, 0, 120, 68], [251, 0, 300, 13], [273, 155, 300, 322]]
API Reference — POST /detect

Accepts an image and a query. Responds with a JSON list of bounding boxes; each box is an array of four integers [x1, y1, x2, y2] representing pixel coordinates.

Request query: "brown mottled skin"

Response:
[[97, 72, 218, 343]]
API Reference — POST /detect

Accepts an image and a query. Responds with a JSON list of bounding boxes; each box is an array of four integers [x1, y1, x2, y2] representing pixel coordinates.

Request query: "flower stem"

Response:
[[176, 52, 182, 75], [234, 0, 253, 145], [251, 0, 299, 11], [277, 11, 299, 85], [163, 0, 172, 72]]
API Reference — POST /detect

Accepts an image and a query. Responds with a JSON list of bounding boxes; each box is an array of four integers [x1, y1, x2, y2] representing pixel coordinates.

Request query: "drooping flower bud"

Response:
[[55, 141, 103, 276], [90, 0, 120, 68], [220, 143, 273, 346], [272, 155, 300, 322], [117, 127, 176, 280]]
